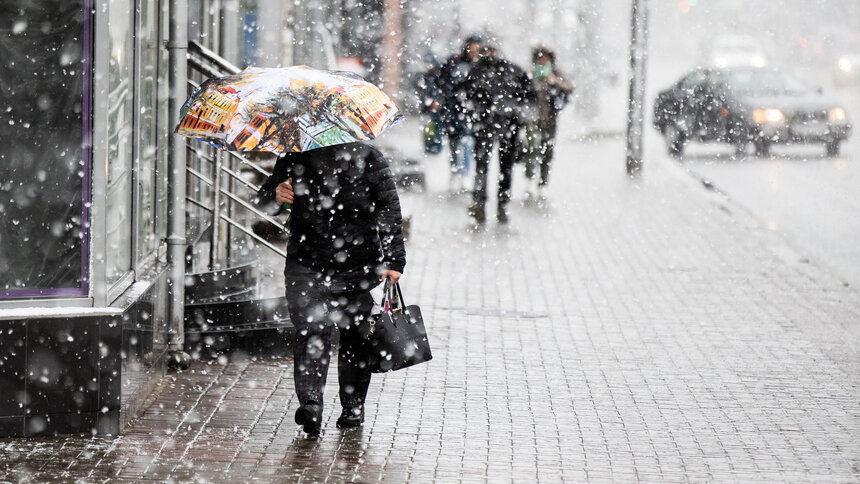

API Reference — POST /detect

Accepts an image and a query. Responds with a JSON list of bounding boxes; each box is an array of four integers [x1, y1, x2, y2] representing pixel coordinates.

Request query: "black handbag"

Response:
[[360, 281, 432, 373]]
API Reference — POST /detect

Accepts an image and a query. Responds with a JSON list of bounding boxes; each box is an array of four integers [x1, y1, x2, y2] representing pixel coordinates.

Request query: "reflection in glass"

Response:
[[0, 1, 87, 295], [135, 0, 159, 264], [105, 0, 134, 286], [155, 0, 170, 244]]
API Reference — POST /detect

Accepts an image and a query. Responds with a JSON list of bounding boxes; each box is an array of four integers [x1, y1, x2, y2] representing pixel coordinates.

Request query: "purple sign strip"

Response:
[[0, 288, 89, 299], [81, 0, 92, 296], [0, 0, 91, 300]]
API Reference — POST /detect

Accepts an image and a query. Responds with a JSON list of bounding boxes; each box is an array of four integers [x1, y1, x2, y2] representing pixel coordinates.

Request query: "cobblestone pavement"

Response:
[[2, 135, 859, 483]]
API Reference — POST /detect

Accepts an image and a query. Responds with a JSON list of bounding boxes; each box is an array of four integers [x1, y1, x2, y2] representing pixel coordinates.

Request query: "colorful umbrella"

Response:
[[175, 66, 403, 153]]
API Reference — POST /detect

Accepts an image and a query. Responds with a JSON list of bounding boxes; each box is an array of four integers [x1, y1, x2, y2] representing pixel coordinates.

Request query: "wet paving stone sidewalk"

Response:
[[2, 138, 860, 483]]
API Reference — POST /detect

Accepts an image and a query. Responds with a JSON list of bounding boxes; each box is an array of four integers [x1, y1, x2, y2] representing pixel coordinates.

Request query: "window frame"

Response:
[[0, 0, 92, 300]]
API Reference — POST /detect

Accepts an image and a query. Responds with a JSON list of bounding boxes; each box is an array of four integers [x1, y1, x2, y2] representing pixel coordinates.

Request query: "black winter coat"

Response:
[[257, 142, 406, 291], [463, 56, 537, 128], [435, 54, 477, 135]]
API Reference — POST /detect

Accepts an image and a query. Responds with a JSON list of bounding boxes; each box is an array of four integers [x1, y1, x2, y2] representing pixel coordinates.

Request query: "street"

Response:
[[639, 3, 860, 290], [655, 76, 860, 290], [2, 131, 859, 482]]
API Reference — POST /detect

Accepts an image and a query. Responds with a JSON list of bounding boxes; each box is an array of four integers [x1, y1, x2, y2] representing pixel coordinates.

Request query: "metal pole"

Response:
[[210, 0, 222, 53], [219, 0, 241, 65], [280, 1, 294, 67], [208, 152, 223, 270], [258, 0, 286, 67], [290, 0, 306, 66], [167, 0, 191, 369], [221, 0, 245, 262], [578, 0, 601, 121], [315, 25, 337, 70], [625, 0, 649, 176], [224, 148, 234, 267], [381, 0, 402, 96]]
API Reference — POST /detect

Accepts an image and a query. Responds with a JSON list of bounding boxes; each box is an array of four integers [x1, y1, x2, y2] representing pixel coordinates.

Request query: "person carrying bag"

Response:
[[257, 142, 407, 435]]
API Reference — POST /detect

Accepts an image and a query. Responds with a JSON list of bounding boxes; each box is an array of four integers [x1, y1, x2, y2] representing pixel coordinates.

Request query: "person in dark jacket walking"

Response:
[[424, 34, 482, 191], [462, 44, 536, 224], [257, 142, 406, 435], [524, 45, 572, 199]]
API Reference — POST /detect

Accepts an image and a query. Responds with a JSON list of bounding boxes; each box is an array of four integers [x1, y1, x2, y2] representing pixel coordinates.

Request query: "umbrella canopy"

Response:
[[175, 66, 403, 153]]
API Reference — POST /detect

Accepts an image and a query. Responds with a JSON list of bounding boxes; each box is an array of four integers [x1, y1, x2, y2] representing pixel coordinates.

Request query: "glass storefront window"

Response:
[[0, 1, 89, 297], [135, 0, 159, 264], [155, 0, 170, 244], [105, 0, 134, 287]]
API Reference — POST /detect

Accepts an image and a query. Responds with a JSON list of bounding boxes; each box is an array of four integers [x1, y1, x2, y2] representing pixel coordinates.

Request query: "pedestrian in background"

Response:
[[463, 43, 536, 225], [425, 34, 483, 192], [257, 142, 407, 435], [418, 60, 445, 155], [524, 45, 572, 200]]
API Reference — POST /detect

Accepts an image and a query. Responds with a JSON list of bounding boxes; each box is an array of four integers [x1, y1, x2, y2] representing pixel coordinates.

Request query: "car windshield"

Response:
[[723, 69, 808, 96]]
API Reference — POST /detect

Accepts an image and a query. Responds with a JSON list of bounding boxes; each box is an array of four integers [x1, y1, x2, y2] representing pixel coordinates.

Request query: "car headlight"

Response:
[[752, 56, 766, 67], [753, 108, 785, 124], [714, 56, 728, 68], [829, 107, 847, 122], [838, 58, 852, 73]]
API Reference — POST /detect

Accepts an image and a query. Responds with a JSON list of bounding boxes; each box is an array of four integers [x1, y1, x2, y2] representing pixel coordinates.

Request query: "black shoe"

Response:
[[295, 402, 323, 435], [336, 405, 365, 429], [468, 204, 486, 224]]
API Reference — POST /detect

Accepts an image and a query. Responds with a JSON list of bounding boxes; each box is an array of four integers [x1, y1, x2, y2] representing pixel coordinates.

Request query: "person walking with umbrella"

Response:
[[258, 141, 406, 435], [176, 67, 407, 435]]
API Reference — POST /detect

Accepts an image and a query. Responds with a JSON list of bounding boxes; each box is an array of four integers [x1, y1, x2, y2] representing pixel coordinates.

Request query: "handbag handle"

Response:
[[380, 279, 394, 312], [379, 279, 407, 313], [392, 282, 406, 310]]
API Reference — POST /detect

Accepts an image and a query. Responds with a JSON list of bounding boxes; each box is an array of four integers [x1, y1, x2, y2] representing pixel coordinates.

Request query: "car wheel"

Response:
[[754, 140, 771, 157], [665, 124, 686, 158], [825, 140, 841, 157]]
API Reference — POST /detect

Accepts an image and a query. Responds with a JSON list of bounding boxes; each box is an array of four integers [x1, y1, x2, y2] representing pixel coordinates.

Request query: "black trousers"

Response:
[[473, 118, 520, 211], [284, 261, 374, 409]]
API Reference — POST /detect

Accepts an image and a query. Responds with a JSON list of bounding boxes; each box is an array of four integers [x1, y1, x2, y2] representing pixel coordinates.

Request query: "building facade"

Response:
[[0, 0, 295, 438], [0, 0, 402, 438]]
